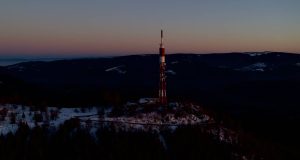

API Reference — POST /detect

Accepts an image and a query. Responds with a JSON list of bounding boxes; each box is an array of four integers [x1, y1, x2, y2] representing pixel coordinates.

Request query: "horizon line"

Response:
[[0, 51, 299, 60]]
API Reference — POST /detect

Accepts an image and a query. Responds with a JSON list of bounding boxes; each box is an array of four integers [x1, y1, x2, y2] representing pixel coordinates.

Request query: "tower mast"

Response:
[[159, 30, 167, 105]]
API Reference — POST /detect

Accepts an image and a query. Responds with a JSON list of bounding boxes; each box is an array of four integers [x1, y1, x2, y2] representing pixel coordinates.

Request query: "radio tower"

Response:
[[159, 30, 167, 105]]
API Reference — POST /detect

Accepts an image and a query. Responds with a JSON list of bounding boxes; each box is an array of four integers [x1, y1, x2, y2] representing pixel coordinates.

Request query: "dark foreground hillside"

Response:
[[0, 119, 288, 160]]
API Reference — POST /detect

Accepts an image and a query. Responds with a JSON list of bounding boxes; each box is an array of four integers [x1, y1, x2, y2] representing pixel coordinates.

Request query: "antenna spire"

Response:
[[160, 29, 164, 48]]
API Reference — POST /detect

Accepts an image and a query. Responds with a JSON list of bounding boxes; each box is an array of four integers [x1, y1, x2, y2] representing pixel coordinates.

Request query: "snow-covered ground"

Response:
[[166, 70, 176, 75], [171, 61, 179, 64], [105, 65, 126, 74], [0, 104, 100, 135], [247, 53, 263, 57], [0, 102, 212, 135], [236, 62, 267, 72], [246, 51, 271, 57], [0, 103, 245, 157]]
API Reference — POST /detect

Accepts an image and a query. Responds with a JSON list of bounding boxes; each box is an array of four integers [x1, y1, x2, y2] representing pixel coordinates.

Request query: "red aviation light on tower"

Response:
[[159, 30, 167, 105]]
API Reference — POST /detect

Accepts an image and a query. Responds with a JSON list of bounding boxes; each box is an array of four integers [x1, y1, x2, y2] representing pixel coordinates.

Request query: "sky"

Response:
[[0, 0, 300, 57]]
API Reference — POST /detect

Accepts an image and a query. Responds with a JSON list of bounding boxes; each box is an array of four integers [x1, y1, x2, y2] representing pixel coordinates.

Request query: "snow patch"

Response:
[[236, 62, 267, 72], [246, 51, 271, 57], [248, 53, 262, 57], [7, 64, 26, 72], [171, 61, 178, 64], [252, 62, 267, 68], [138, 98, 157, 104], [105, 65, 126, 74], [166, 70, 176, 75]]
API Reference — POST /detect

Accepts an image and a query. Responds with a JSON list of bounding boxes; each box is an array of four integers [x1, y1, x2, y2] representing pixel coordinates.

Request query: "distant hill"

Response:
[[5, 52, 300, 86], [3, 52, 300, 102], [2, 52, 300, 106], [0, 66, 24, 91]]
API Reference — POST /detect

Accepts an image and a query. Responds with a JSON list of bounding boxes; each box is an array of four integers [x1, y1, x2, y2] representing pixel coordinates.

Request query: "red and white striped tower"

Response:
[[159, 30, 167, 105]]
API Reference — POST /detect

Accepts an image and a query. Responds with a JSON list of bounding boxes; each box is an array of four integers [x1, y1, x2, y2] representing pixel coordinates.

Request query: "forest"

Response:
[[0, 117, 293, 160]]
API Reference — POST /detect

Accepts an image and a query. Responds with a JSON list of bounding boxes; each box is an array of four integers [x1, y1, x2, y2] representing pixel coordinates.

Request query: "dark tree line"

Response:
[[0, 119, 292, 160]]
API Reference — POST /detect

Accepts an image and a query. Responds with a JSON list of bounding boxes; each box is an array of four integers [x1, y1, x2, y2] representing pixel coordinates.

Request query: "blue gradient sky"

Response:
[[1, 0, 300, 57]]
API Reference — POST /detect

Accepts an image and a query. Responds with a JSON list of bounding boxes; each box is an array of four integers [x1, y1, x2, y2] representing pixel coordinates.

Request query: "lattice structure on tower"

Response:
[[159, 30, 167, 105]]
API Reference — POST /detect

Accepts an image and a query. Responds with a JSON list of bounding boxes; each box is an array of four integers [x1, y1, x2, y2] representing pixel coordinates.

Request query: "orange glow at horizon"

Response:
[[1, 30, 299, 56], [1, 0, 300, 56]]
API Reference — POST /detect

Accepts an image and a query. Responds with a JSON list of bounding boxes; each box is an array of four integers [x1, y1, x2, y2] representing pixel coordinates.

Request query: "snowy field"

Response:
[[0, 103, 213, 135], [0, 103, 241, 156], [0, 104, 100, 135]]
